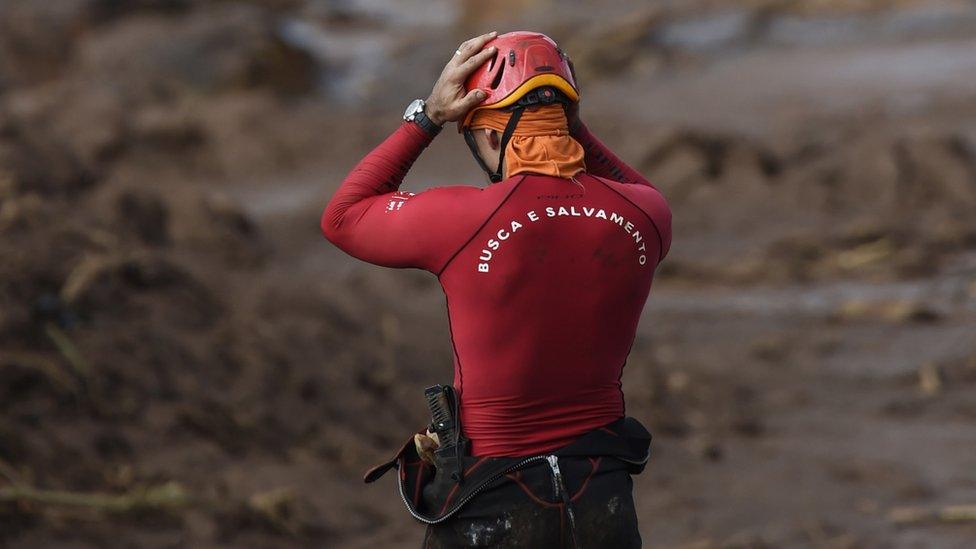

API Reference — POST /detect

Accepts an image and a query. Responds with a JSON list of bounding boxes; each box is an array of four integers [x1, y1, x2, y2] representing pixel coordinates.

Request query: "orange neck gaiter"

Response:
[[470, 104, 585, 179]]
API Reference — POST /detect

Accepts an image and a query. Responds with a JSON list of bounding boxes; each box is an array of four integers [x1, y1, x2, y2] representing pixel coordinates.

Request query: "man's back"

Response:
[[323, 119, 672, 456], [324, 30, 670, 546], [438, 173, 669, 456]]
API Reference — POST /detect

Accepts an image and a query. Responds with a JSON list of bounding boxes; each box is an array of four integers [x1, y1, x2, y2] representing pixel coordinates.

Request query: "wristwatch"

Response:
[[403, 99, 442, 137]]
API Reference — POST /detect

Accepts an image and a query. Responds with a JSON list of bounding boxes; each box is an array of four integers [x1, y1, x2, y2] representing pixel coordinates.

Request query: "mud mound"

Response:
[[566, 0, 975, 81], [0, 3, 413, 545], [646, 127, 976, 284], [0, 137, 417, 546], [0, 70, 431, 543]]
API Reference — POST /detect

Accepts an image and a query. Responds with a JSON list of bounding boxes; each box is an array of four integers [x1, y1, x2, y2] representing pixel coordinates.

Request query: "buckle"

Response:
[[511, 86, 566, 110]]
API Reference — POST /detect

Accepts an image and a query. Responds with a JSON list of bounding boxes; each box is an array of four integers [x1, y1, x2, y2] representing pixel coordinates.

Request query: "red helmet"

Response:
[[460, 31, 579, 129]]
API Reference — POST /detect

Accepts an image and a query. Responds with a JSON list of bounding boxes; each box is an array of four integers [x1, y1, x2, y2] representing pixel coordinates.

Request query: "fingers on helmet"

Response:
[[460, 88, 487, 109], [457, 31, 497, 61], [457, 46, 496, 75]]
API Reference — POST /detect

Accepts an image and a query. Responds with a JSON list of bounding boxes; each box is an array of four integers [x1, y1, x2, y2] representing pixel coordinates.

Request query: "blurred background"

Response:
[[1, 0, 975, 547]]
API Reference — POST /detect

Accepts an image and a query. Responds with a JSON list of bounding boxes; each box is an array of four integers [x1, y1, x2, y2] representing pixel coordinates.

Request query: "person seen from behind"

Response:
[[322, 30, 671, 548]]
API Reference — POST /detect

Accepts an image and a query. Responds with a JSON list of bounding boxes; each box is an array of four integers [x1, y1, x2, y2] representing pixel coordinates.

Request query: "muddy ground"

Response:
[[1, 1, 975, 548]]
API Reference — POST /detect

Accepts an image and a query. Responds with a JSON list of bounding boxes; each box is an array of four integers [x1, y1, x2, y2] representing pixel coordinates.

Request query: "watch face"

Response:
[[404, 99, 423, 121]]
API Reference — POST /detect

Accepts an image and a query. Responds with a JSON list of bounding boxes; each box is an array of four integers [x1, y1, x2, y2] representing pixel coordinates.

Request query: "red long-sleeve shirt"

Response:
[[322, 121, 671, 457]]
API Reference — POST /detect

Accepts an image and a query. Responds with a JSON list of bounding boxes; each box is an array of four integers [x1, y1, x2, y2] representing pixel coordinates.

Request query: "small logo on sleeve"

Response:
[[385, 192, 415, 213]]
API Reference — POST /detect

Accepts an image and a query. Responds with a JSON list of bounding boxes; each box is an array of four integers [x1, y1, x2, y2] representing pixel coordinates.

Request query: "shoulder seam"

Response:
[[591, 174, 667, 262], [435, 175, 527, 276]]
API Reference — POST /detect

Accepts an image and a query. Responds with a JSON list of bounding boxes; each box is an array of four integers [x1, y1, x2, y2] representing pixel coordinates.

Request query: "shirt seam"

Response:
[[590, 174, 666, 262], [434, 174, 528, 276]]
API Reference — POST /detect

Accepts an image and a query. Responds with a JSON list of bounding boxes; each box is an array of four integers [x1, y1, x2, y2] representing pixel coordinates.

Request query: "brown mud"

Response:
[[1, 1, 975, 547]]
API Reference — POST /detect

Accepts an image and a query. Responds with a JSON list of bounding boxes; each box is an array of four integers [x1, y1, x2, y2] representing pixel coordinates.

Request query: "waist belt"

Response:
[[362, 416, 652, 525]]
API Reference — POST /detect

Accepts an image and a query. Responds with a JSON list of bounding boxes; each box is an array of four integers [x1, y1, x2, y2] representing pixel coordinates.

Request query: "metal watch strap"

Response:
[[411, 110, 442, 137]]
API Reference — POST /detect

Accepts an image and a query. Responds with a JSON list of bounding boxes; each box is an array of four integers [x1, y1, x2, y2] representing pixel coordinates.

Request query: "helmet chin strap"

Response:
[[464, 107, 525, 183], [462, 86, 567, 183]]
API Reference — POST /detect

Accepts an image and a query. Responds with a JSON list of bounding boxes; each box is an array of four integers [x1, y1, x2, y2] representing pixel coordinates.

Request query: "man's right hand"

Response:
[[425, 32, 498, 126]]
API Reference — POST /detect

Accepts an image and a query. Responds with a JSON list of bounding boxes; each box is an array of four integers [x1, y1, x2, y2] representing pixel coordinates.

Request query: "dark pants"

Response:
[[422, 456, 641, 548]]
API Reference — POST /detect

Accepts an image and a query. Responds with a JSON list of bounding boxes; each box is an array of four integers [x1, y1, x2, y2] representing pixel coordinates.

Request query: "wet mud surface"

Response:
[[1, 1, 975, 547]]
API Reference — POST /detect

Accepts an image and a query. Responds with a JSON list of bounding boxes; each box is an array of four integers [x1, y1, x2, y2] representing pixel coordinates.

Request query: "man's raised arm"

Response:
[[572, 121, 654, 188], [321, 32, 499, 271], [321, 121, 441, 268]]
